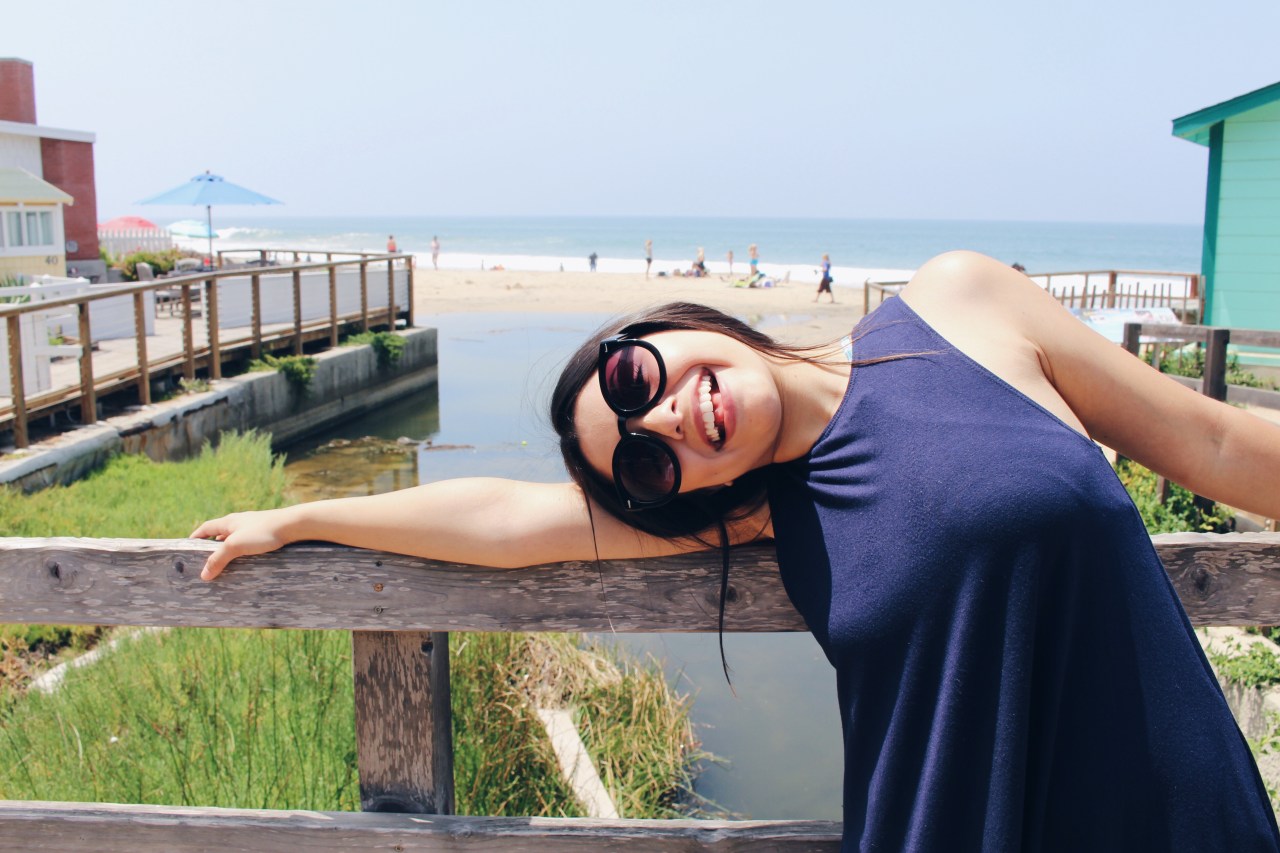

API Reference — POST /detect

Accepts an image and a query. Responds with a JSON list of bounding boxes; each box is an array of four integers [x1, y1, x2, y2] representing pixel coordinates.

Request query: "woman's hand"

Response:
[[190, 508, 301, 581]]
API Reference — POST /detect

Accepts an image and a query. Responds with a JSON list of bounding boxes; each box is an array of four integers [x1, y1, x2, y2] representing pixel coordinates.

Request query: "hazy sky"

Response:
[[7, 1, 1278, 224]]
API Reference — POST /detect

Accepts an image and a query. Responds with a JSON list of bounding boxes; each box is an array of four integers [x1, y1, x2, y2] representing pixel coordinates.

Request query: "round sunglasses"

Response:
[[597, 336, 682, 510]]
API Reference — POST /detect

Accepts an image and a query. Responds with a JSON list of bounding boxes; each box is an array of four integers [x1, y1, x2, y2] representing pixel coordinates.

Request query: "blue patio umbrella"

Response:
[[138, 171, 281, 261]]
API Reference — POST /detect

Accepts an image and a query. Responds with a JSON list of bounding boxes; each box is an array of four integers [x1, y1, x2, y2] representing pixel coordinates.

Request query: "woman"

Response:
[[194, 251, 1280, 851], [816, 253, 835, 303]]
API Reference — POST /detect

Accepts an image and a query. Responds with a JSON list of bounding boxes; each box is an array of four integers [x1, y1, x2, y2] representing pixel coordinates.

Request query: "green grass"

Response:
[[0, 431, 288, 539], [0, 629, 697, 817], [0, 628, 359, 808]]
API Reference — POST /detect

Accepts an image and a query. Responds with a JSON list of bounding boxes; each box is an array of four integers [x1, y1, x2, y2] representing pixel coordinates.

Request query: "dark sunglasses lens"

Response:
[[604, 345, 660, 412], [617, 441, 677, 503]]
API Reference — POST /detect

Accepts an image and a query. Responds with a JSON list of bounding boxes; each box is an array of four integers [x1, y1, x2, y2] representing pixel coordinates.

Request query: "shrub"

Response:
[[344, 331, 406, 370], [1115, 459, 1235, 534], [116, 249, 184, 281], [1154, 345, 1278, 391], [250, 354, 318, 394]]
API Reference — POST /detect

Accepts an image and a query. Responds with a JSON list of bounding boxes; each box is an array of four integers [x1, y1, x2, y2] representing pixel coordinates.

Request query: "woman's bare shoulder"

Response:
[[901, 251, 1034, 320]]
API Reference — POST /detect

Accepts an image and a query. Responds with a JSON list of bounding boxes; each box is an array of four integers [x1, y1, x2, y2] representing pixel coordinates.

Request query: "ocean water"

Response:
[[207, 215, 1202, 279]]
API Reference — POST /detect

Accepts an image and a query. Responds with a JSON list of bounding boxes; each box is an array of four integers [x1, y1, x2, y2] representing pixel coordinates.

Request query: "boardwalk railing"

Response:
[[1, 252, 414, 450], [863, 269, 1202, 319], [0, 533, 1278, 850], [1121, 321, 1280, 411]]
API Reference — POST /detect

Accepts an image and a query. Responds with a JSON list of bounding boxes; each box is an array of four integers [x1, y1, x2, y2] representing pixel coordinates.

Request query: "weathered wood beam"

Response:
[[0, 534, 1278, 631], [0, 539, 803, 632], [0, 801, 842, 852]]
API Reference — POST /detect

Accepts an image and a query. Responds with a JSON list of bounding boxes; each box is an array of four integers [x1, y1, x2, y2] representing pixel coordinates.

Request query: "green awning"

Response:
[[0, 167, 73, 205], [1173, 80, 1280, 147]]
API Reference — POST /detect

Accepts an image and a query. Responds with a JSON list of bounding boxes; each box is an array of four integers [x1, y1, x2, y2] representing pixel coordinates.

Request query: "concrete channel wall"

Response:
[[0, 327, 438, 493]]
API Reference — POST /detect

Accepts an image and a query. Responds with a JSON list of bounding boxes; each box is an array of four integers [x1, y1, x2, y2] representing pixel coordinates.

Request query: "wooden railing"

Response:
[[0, 533, 1278, 849], [863, 269, 1202, 319], [215, 247, 400, 268], [1, 253, 414, 450], [1121, 321, 1280, 411]]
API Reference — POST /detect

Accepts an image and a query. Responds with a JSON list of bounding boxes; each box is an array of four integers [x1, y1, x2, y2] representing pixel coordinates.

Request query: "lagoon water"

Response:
[[283, 311, 845, 820]]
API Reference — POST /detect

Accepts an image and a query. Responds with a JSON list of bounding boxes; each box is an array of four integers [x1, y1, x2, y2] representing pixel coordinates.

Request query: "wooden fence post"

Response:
[[360, 261, 370, 332], [207, 278, 221, 380], [133, 292, 150, 405], [387, 261, 396, 330], [328, 265, 339, 348], [6, 315, 28, 449], [77, 302, 95, 424], [352, 630, 455, 814], [292, 269, 303, 356], [1121, 322, 1142, 358], [250, 274, 262, 360], [1202, 327, 1230, 403], [406, 258, 415, 328], [182, 285, 195, 382]]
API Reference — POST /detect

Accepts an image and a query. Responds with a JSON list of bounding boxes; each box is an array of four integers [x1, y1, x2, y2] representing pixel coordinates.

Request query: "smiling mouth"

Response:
[[698, 369, 725, 447]]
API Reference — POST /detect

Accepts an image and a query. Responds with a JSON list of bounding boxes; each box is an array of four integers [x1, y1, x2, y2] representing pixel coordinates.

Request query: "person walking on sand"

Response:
[[748, 243, 759, 275], [431, 235, 441, 271], [196, 251, 1280, 852], [645, 239, 653, 279], [387, 235, 398, 253], [727, 249, 734, 276], [815, 254, 835, 304], [589, 252, 598, 272]]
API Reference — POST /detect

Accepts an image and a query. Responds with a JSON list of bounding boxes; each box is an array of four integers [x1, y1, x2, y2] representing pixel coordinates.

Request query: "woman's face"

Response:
[[573, 330, 784, 495]]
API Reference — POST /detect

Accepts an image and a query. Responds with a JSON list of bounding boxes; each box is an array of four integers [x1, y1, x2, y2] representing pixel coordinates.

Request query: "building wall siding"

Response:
[[0, 132, 42, 175], [1212, 99, 1280, 330], [0, 254, 63, 281]]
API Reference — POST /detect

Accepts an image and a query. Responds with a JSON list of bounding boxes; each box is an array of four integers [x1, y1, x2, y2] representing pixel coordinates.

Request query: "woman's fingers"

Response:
[[200, 542, 235, 581], [189, 512, 287, 581]]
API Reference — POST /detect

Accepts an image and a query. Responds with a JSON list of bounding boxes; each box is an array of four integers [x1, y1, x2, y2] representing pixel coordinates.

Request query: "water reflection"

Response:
[[279, 312, 843, 821]]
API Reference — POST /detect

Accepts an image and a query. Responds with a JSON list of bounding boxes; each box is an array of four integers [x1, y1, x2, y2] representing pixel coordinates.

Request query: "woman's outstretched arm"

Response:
[[192, 478, 771, 580]]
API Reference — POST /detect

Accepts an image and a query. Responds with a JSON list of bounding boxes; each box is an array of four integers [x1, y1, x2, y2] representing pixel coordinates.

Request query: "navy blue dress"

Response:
[[766, 296, 1279, 852]]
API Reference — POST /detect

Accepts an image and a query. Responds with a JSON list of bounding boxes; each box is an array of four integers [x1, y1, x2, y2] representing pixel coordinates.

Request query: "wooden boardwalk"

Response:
[[2, 254, 413, 446]]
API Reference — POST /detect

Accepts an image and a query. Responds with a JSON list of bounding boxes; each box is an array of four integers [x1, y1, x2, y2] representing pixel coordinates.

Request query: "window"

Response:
[[0, 208, 58, 251], [6, 211, 24, 247], [24, 210, 54, 247]]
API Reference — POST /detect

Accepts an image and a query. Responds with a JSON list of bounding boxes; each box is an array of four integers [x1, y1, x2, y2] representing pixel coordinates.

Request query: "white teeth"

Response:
[[699, 374, 722, 443]]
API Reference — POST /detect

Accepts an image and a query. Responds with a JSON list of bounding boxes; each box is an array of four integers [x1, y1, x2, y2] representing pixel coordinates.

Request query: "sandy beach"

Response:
[[411, 267, 875, 347]]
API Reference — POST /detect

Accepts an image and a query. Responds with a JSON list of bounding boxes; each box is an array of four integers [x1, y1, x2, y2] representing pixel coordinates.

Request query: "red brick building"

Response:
[[0, 58, 102, 277]]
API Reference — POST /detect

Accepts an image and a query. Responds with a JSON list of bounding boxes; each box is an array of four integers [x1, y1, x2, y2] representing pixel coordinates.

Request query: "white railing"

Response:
[[98, 228, 173, 258]]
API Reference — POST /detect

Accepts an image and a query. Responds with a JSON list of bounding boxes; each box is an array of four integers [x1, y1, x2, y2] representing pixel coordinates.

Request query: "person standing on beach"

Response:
[[726, 249, 734, 276], [431, 235, 441, 271], [815, 254, 835, 304], [694, 247, 707, 277], [748, 243, 759, 275], [387, 235, 398, 253], [589, 252, 598, 272], [645, 239, 653, 279]]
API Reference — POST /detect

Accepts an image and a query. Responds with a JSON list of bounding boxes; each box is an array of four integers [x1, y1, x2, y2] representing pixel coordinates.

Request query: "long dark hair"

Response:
[[550, 302, 842, 683]]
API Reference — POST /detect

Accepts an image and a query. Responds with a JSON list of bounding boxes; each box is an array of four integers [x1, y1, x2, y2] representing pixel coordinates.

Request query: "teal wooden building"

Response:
[[1174, 81, 1280, 334]]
